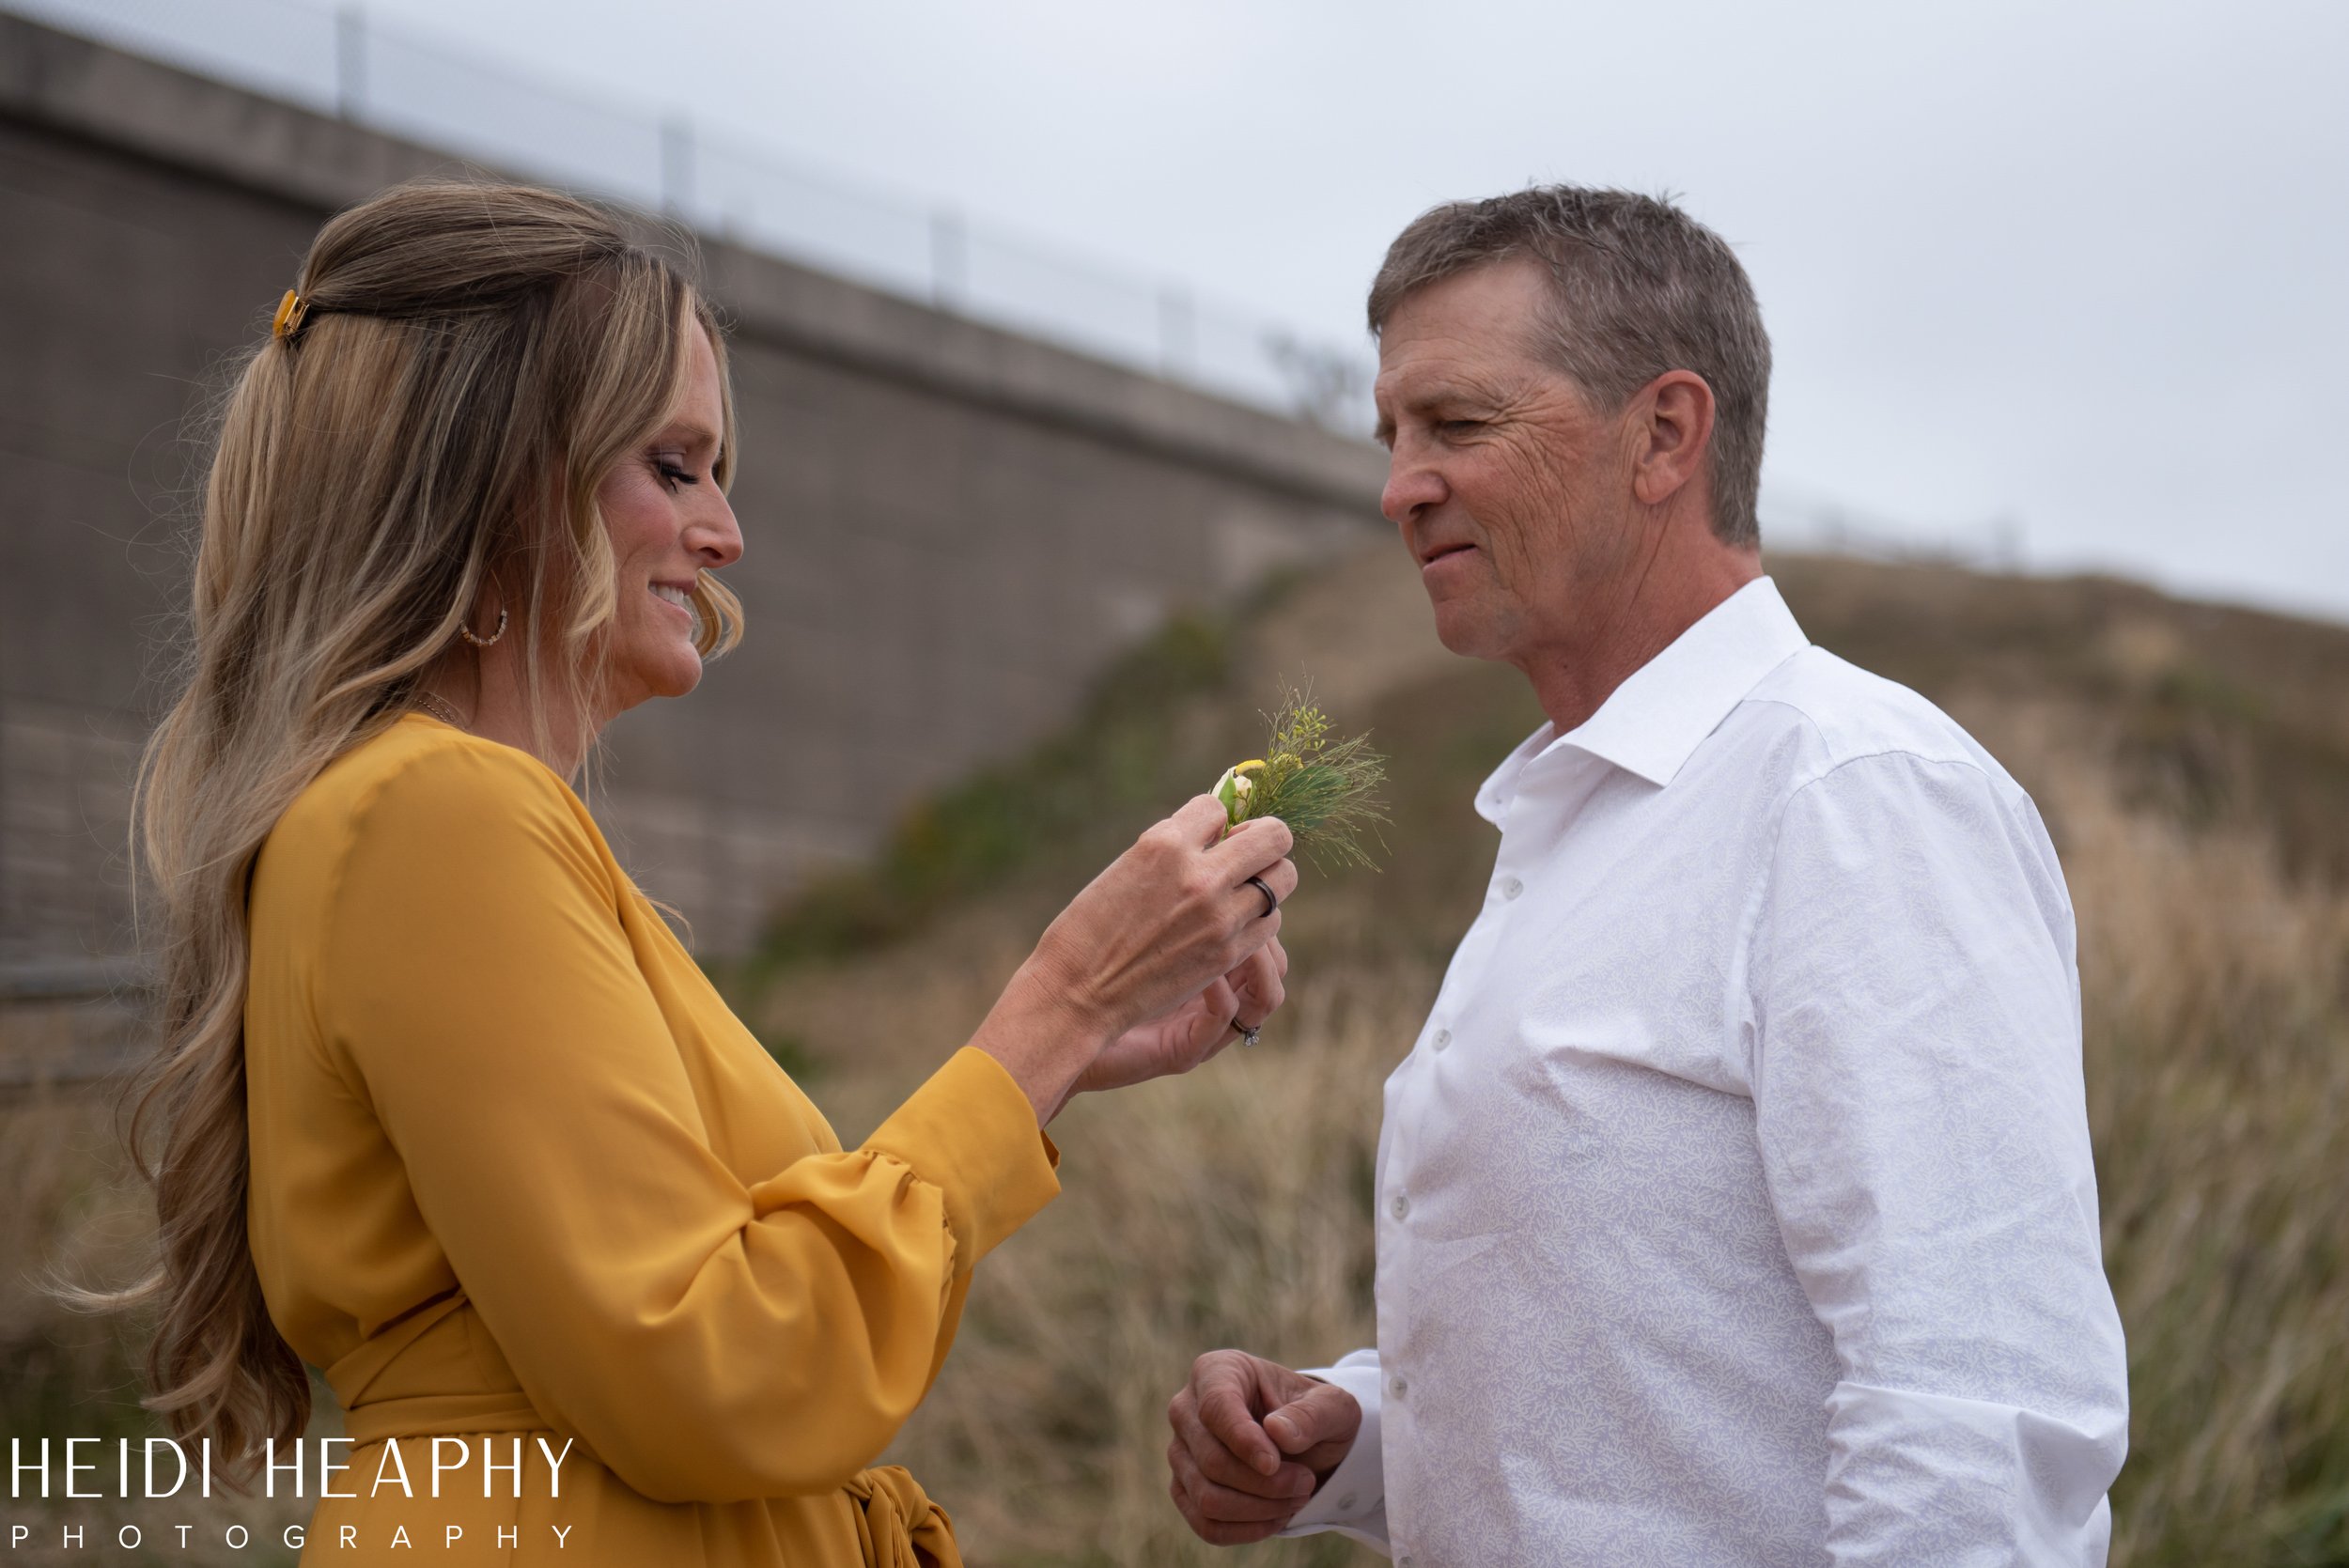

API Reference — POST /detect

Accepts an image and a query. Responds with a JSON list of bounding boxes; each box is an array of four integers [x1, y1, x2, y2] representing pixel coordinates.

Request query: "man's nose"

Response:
[[1381, 454, 1445, 528]]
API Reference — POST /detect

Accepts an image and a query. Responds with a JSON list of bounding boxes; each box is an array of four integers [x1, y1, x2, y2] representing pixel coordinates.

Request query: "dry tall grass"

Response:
[[2062, 770, 2349, 1560], [828, 967, 1408, 1568], [6, 551, 2345, 1565]]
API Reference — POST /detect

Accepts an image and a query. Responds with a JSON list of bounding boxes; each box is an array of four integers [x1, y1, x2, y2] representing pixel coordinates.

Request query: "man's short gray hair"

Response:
[[1368, 186, 1770, 550]]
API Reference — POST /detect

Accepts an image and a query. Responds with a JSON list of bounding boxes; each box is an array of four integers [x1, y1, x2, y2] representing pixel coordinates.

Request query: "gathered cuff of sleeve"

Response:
[[863, 1046, 1061, 1266]]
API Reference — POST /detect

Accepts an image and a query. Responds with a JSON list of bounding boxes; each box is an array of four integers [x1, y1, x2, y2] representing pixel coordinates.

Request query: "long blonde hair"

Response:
[[118, 179, 744, 1470]]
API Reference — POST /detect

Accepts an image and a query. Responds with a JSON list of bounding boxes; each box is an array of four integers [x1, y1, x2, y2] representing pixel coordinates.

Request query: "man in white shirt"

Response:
[[1164, 187, 2129, 1566]]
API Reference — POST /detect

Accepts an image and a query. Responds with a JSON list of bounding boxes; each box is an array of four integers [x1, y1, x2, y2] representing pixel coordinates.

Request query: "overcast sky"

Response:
[[350, 0, 2349, 622]]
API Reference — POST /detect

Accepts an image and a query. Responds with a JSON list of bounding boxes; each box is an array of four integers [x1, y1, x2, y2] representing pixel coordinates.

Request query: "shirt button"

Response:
[[1431, 1028, 1451, 1052], [1390, 1192, 1410, 1220], [1335, 1493, 1358, 1513], [1500, 875, 1523, 900], [1389, 1374, 1408, 1400]]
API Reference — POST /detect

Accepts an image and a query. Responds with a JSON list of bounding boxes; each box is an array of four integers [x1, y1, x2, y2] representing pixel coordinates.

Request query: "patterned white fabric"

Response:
[[1283, 577, 2127, 1566]]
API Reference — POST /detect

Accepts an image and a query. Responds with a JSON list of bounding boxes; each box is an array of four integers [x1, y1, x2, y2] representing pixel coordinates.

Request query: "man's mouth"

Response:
[[1420, 542, 1477, 566]]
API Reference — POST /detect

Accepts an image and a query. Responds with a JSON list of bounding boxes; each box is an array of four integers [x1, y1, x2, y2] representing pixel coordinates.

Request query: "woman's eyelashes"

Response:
[[653, 452, 700, 490]]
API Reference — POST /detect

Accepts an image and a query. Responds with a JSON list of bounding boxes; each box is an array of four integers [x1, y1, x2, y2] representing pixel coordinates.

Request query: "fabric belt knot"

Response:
[[844, 1466, 959, 1568]]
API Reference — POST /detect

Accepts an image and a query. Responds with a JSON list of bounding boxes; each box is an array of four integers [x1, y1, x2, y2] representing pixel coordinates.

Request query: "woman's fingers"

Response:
[[1009, 800, 1299, 1094], [1229, 943, 1284, 1032], [1174, 793, 1240, 846], [1228, 856, 1299, 932], [1210, 813, 1294, 877], [1197, 975, 1237, 1037]]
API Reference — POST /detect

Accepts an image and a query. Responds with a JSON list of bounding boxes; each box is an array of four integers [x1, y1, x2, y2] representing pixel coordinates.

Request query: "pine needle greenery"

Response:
[[1212, 686, 1389, 871]]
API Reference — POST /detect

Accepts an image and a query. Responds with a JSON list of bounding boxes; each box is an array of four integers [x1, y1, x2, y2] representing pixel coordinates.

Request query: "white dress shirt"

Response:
[[1284, 577, 2128, 1566]]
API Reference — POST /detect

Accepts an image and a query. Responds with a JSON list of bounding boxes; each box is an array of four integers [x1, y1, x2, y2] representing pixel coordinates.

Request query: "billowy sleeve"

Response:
[[315, 739, 1060, 1504], [1748, 753, 2128, 1564]]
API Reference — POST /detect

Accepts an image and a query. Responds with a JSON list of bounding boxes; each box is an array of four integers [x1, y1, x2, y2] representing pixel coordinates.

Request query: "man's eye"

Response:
[[1439, 419, 1484, 437]]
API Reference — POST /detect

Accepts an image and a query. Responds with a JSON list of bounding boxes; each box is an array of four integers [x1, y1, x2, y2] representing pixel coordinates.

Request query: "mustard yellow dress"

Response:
[[243, 712, 1061, 1565]]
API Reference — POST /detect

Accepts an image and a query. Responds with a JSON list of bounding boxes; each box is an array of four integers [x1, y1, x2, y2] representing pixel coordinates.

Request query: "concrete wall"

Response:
[[0, 14, 1384, 979]]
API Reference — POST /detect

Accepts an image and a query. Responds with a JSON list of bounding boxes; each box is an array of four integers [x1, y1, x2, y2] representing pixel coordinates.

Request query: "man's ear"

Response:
[[1630, 370, 1716, 510]]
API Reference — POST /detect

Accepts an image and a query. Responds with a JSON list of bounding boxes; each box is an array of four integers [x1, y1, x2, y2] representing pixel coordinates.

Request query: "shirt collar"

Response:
[[1474, 576, 1810, 822]]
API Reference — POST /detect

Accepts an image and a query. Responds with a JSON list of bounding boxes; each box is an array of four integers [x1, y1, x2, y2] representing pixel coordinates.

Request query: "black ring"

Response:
[[1244, 875, 1278, 918]]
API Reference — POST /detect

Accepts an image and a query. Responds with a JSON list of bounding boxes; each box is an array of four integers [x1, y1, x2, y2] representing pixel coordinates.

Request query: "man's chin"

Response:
[[1427, 602, 1509, 662]]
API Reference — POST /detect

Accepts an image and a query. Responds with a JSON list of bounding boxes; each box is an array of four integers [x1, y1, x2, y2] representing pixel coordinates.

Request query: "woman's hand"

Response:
[[1070, 935, 1290, 1097], [972, 796, 1297, 1123]]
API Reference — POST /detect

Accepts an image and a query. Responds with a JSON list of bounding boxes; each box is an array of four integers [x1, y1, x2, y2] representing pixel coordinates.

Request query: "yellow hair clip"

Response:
[[272, 288, 310, 339]]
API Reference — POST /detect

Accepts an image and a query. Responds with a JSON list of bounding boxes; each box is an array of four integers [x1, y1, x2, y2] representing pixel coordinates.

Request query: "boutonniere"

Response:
[[1210, 687, 1389, 872]]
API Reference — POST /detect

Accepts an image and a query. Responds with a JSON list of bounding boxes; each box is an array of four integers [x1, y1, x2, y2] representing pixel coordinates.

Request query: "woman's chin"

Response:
[[652, 658, 705, 700], [608, 649, 705, 713]]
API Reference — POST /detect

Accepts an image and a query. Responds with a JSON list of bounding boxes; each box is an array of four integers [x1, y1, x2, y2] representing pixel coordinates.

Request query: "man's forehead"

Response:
[[1378, 262, 1553, 376], [1374, 349, 1515, 412], [1381, 256, 1550, 341]]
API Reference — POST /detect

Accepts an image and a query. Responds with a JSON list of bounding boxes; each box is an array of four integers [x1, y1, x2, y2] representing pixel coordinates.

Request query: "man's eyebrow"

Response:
[[1373, 379, 1502, 443], [1412, 378, 1508, 413]]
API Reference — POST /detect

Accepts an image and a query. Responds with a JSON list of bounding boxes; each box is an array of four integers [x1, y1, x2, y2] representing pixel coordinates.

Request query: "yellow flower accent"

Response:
[[1206, 689, 1388, 869]]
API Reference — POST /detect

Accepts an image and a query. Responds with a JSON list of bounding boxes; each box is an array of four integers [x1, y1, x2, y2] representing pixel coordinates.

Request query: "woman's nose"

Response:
[[690, 493, 743, 569]]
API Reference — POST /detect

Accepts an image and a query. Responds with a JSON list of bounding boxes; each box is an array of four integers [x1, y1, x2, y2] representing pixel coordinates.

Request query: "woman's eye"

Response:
[[657, 459, 698, 489]]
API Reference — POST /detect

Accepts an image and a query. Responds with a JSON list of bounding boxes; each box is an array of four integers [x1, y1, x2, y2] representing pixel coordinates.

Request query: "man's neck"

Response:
[[1517, 539, 1764, 736]]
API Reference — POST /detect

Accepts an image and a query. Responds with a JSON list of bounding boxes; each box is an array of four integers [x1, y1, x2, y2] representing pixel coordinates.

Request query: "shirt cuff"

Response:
[[862, 1046, 1062, 1265], [1280, 1355, 1387, 1550]]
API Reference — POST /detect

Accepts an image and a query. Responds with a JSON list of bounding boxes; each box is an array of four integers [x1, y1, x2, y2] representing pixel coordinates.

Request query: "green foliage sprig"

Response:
[[1212, 686, 1389, 871]]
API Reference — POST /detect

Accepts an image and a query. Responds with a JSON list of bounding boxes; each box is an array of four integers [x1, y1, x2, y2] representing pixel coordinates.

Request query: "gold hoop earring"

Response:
[[459, 607, 508, 648]]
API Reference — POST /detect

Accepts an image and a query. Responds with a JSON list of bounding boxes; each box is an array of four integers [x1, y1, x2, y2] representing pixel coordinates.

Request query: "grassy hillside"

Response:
[[6, 547, 2344, 1565]]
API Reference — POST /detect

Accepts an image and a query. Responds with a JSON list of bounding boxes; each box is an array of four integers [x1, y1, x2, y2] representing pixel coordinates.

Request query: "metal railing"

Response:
[[5, 0, 1377, 430]]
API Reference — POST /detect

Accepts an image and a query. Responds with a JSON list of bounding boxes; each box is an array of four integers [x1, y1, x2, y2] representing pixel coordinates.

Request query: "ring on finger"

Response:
[[1235, 1017, 1263, 1047], [1244, 874, 1278, 918]]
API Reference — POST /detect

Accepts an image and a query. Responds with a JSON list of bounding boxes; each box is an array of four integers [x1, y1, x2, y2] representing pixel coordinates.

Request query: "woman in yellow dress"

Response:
[[123, 180, 1296, 1565]]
